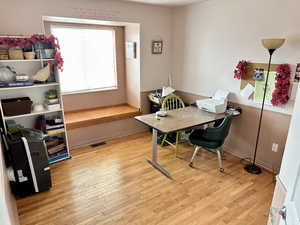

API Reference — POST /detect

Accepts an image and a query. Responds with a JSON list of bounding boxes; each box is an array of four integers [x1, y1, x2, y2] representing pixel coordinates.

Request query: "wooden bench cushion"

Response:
[[65, 104, 141, 130]]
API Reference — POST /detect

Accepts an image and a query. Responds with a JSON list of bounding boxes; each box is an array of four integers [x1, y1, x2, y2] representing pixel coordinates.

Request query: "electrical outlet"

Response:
[[272, 143, 279, 152]]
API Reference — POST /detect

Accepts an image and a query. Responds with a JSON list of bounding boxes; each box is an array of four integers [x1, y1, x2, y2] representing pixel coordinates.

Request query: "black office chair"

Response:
[[188, 116, 232, 172]]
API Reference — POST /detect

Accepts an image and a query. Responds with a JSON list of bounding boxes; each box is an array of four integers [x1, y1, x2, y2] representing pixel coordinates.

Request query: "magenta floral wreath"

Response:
[[271, 64, 291, 106], [234, 60, 248, 79], [0, 34, 64, 71]]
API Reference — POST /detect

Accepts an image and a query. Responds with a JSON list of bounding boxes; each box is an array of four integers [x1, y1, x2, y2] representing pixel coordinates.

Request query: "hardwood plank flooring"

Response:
[[17, 132, 275, 225]]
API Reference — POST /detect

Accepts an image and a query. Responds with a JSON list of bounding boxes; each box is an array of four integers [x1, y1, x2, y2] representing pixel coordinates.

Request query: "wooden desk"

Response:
[[135, 106, 225, 178]]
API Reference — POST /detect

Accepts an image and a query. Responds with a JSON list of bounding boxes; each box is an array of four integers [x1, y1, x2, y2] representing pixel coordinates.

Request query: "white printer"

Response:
[[196, 89, 230, 114]]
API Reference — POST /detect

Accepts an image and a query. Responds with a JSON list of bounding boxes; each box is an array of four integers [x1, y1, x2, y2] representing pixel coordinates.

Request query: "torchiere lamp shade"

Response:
[[262, 39, 285, 50]]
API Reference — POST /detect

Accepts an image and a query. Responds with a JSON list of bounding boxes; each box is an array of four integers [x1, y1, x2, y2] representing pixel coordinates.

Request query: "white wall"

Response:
[[172, 0, 300, 114], [0, 144, 19, 225], [125, 23, 141, 108], [0, 0, 173, 92]]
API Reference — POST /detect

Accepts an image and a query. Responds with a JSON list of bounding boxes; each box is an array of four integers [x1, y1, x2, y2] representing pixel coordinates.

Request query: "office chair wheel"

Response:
[[219, 168, 224, 173], [188, 162, 193, 167]]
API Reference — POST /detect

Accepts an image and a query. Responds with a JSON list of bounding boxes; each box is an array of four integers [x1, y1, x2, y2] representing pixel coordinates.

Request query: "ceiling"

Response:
[[121, 0, 206, 6]]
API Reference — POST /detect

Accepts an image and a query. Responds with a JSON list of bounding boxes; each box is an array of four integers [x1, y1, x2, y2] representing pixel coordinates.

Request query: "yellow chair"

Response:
[[160, 94, 185, 157]]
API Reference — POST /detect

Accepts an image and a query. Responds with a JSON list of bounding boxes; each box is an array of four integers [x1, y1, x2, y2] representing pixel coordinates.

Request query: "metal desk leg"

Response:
[[147, 129, 171, 178]]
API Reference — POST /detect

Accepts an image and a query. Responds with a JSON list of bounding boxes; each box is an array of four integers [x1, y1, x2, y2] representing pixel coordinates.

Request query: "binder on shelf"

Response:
[[46, 124, 64, 130], [47, 143, 66, 155], [46, 128, 64, 136]]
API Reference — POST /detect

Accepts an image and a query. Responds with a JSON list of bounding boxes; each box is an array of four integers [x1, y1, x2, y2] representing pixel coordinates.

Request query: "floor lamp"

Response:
[[244, 38, 286, 174]]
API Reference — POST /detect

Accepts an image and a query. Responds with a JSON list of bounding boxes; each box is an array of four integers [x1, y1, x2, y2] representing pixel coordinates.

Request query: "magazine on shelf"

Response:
[[48, 149, 68, 159], [46, 123, 64, 130], [48, 143, 66, 154], [47, 128, 64, 136]]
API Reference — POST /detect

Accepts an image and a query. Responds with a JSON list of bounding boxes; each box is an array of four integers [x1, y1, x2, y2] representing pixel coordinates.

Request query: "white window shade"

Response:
[[51, 26, 117, 93]]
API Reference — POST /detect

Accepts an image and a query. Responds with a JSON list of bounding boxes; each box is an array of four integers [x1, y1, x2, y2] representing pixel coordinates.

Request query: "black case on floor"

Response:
[[7, 129, 52, 197]]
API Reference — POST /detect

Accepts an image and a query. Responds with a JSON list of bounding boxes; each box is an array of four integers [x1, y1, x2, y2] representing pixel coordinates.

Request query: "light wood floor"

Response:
[[17, 132, 275, 225]]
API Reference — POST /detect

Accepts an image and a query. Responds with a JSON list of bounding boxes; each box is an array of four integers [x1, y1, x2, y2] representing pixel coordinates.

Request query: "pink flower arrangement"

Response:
[[234, 60, 248, 79], [54, 52, 64, 71], [0, 34, 64, 71], [271, 64, 291, 106], [0, 37, 31, 47]]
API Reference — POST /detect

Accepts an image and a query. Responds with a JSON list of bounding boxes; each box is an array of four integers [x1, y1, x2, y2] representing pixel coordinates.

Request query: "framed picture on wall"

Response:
[[295, 63, 300, 82], [152, 40, 163, 54], [253, 68, 264, 81]]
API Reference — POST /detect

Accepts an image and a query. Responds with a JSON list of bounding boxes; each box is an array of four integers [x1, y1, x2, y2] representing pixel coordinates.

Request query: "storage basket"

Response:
[[0, 49, 9, 60], [0, 55, 8, 60], [8, 49, 24, 60], [24, 52, 35, 60], [2, 97, 33, 116], [0, 49, 8, 54]]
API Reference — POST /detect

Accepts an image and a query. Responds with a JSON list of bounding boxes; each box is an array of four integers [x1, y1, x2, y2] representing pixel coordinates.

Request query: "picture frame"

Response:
[[295, 63, 300, 82], [152, 40, 163, 54], [253, 68, 264, 81]]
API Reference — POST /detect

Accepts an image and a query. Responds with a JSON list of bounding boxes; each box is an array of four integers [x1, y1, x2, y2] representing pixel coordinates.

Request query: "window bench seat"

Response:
[[64, 104, 142, 130]]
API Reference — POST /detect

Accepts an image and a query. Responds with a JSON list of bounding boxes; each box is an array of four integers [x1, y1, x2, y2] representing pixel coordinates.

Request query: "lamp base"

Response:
[[244, 164, 262, 174]]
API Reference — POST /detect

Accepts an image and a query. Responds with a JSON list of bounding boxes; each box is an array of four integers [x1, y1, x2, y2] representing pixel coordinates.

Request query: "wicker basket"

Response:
[[0, 49, 8, 60], [0, 49, 8, 55], [24, 52, 36, 60], [0, 55, 8, 60], [8, 49, 24, 60]]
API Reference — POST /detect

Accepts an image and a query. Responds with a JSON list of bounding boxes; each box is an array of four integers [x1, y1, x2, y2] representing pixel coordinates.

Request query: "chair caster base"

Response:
[[219, 168, 224, 173], [188, 162, 193, 167]]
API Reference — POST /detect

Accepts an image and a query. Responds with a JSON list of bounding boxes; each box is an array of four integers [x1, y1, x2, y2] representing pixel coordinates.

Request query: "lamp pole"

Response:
[[244, 48, 275, 174]]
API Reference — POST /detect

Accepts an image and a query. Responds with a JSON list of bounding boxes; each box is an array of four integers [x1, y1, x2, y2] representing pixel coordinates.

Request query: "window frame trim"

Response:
[[50, 24, 118, 94]]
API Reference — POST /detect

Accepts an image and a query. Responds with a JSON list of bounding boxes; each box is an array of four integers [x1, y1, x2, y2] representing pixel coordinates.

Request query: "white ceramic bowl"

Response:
[[156, 111, 168, 117]]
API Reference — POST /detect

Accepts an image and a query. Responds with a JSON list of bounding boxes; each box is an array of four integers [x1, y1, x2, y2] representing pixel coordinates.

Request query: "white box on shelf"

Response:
[[45, 104, 60, 111]]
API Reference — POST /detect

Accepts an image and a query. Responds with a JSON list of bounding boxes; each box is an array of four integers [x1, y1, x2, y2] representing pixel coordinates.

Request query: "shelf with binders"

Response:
[[42, 116, 70, 164], [45, 136, 69, 164]]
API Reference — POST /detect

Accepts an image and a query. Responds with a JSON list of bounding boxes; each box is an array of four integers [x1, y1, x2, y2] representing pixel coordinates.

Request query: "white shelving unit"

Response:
[[0, 58, 71, 164]]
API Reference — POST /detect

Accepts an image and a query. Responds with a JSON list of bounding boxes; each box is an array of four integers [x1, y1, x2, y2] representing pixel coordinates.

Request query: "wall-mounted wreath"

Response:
[[271, 64, 291, 106], [233, 60, 248, 79]]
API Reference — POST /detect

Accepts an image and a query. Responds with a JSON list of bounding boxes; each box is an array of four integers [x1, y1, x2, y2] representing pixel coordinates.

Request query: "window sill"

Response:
[[61, 87, 118, 96], [64, 104, 141, 130]]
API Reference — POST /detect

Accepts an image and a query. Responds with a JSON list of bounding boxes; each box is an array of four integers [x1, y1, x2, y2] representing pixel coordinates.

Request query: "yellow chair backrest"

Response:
[[161, 94, 185, 111]]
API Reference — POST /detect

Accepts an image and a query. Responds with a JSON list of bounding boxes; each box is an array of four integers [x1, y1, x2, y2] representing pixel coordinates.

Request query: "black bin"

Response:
[[2, 97, 32, 116]]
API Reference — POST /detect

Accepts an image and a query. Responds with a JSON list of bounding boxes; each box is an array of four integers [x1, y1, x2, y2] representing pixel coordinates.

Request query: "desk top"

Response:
[[135, 106, 226, 133]]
